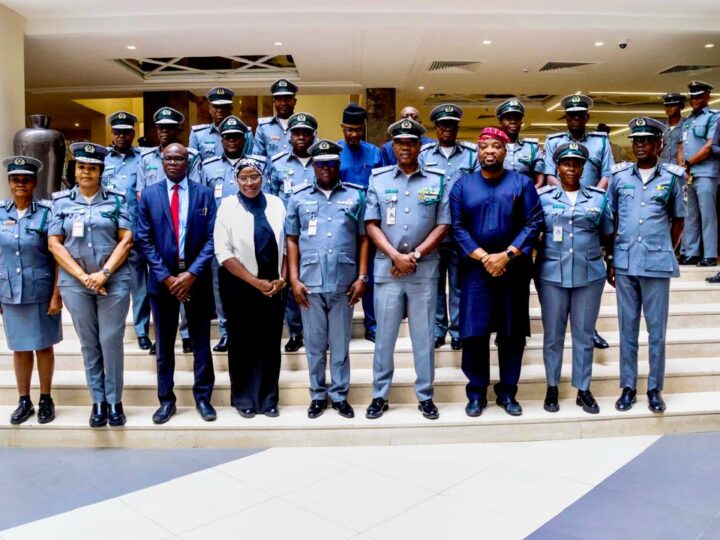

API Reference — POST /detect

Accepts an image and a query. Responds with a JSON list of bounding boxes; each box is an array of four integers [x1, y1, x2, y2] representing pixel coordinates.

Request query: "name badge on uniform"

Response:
[[214, 182, 223, 198], [283, 176, 292, 194], [308, 218, 318, 236], [682, 131, 688, 142], [387, 206, 396, 225], [72, 220, 85, 237], [553, 225, 563, 242]]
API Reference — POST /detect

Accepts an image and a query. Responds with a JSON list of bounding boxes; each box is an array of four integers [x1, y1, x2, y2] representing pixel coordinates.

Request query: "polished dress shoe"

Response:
[[365, 398, 389, 419], [37, 395, 55, 424], [196, 400, 217, 421], [679, 255, 701, 265], [212, 336, 228, 353], [307, 399, 327, 419], [615, 387, 637, 411], [697, 258, 718, 267], [706, 272, 720, 283], [450, 338, 462, 350], [152, 402, 177, 424], [237, 408, 256, 418], [89, 402, 108, 428], [647, 388, 666, 413], [418, 399, 439, 420], [137, 335, 152, 350], [364, 329, 376, 343], [544, 386, 560, 413], [264, 407, 280, 417], [332, 400, 355, 418], [182, 338, 193, 353], [284, 335, 304, 352], [434, 336, 446, 349], [496, 395, 523, 416], [576, 390, 600, 414], [10, 397, 34, 425], [108, 402, 126, 426], [592, 330, 609, 349], [465, 398, 487, 417], [149, 342, 156, 355]]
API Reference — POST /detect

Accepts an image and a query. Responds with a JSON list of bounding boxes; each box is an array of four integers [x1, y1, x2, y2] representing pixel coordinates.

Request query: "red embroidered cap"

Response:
[[477, 127, 509, 144]]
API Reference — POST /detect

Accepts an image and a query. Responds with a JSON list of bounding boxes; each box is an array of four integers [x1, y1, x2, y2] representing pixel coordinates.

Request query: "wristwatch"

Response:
[[505, 249, 516, 261], [102, 267, 111, 278], [358, 274, 369, 283], [412, 249, 422, 261]]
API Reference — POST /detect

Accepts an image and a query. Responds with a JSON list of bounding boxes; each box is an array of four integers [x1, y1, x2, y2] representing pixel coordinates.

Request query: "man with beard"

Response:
[[660, 93, 686, 165], [543, 94, 614, 350], [380, 106, 435, 166], [449, 127, 543, 417], [253, 79, 298, 159], [496, 98, 544, 188]]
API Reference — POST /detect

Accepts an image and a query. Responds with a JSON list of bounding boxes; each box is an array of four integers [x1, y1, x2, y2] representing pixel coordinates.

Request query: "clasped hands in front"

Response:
[[82, 271, 109, 296], [163, 272, 196, 302]]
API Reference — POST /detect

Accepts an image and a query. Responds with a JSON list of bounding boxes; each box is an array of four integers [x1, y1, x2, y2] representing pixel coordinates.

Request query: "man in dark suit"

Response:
[[136, 142, 218, 423]]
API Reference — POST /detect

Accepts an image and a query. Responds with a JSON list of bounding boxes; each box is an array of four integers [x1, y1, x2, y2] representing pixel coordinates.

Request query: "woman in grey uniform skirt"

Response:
[[48, 142, 133, 428], [1, 156, 63, 425]]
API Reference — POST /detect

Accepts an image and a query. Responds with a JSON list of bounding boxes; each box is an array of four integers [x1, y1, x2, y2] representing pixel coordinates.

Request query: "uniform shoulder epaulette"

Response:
[[188, 147, 199, 156], [292, 182, 312, 195], [245, 154, 267, 163], [537, 185, 557, 196], [342, 182, 365, 191], [371, 164, 394, 176], [420, 142, 436, 152], [257, 116, 273, 125], [105, 187, 127, 198], [708, 108, 720, 114], [36, 199, 52, 208], [662, 162, 686, 177], [586, 185, 606, 193], [191, 124, 210, 132], [202, 155, 222, 166], [459, 140, 478, 151], [588, 131, 608, 137], [611, 162, 633, 174], [424, 166, 446, 176], [271, 150, 289, 162], [520, 137, 539, 144], [0, 200, 7, 208], [546, 132, 565, 140], [140, 147, 157, 157], [52, 189, 72, 201]]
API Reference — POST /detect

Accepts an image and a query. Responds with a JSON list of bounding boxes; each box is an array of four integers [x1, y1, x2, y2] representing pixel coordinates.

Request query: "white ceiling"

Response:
[[5, 0, 720, 135]]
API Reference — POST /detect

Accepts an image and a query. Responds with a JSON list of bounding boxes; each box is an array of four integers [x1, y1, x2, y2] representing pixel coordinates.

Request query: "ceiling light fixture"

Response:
[[274, 42, 283, 46], [74, 122, 80, 127], [594, 42, 604, 47], [127, 45, 136, 50], [418, 86, 425, 90], [482, 40, 492, 45], [705, 43, 715, 48]]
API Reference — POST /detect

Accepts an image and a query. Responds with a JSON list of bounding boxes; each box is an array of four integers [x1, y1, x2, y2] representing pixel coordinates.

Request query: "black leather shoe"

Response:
[[576, 390, 600, 414], [284, 335, 303, 352], [496, 395, 523, 416], [365, 398, 389, 419], [615, 387, 637, 411], [264, 407, 280, 417], [212, 337, 228, 353], [418, 399, 439, 420], [137, 336, 152, 350], [196, 400, 217, 421], [706, 272, 720, 283], [37, 395, 55, 424], [237, 408, 255, 418], [149, 342, 156, 355], [307, 399, 327, 419], [450, 338, 462, 350], [593, 330, 609, 349], [465, 398, 487, 417], [697, 258, 718, 267], [679, 255, 701, 265], [89, 402, 108, 428], [434, 337, 446, 349], [647, 388, 667, 413], [182, 338, 193, 353], [152, 402, 177, 424], [10, 397, 34, 425], [364, 329, 376, 343], [108, 402, 126, 426], [544, 386, 560, 413], [331, 400, 355, 418]]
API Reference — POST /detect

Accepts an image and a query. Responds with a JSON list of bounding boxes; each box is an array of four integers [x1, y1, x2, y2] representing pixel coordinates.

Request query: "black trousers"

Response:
[[461, 335, 526, 401], [150, 289, 215, 405], [220, 268, 285, 412]]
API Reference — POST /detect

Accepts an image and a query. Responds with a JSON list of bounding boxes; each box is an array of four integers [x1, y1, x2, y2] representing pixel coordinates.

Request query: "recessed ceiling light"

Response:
[[595, 41, 604, 47], [482, 40, 492, 45], [74, 122, 79, 127], [705, 43, 715, 48], [418, 86, 425, 90], [274, 42, 283, 46], [127, 45, 136, 50]]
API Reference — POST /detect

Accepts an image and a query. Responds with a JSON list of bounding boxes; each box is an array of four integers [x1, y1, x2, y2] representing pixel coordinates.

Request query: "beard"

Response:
[[480, 160, 504, 172]]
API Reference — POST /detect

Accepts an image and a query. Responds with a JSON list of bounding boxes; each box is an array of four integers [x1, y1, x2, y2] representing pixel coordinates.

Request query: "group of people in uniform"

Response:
[[3, 77, 718, 426]]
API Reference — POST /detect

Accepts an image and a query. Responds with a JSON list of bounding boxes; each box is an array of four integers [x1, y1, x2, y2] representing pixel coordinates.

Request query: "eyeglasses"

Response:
[[314, 160, 339, 168], [238, 173, 262, 184], [162, 156, 187, 163]]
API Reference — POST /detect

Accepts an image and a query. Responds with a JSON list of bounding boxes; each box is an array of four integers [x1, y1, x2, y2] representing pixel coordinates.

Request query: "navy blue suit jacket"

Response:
[[136, 179, 217, 307]]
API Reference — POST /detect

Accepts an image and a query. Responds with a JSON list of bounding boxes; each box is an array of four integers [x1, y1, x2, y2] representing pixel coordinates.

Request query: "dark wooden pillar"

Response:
[[365, 88, 396, 148], [142, 90, 192, 147]]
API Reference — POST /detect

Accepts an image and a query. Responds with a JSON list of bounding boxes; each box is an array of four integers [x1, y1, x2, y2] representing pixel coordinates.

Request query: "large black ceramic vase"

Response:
[[13, 115, 66, 199]]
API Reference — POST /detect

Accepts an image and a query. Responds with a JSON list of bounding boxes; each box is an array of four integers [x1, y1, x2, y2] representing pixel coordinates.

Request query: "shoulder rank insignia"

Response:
[[611, 162, 633, 174]]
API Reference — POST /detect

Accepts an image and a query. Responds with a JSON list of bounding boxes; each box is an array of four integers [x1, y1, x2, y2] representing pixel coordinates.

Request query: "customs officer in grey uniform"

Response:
[[660, 93, 686, 165], [189, 86, 244, 161], [364, 119, 451, 420], [608, 117, 686, 413], [419, 103, 478, 351], [286, 140, 368, 419], [536, 143, 613, 415], [266, 112, 319, 351], [253, 79, 298, 159], [200, 115, 266, 352], [496, 97, 545, 188], [137, 106, 199, 352], [543, 93, 615, 350], [103, 110, 151, 351], [1, 156, 62, 425], [678, 81, 719, 267], [48, 143, 133, 428]]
